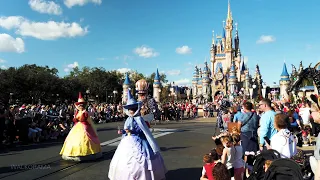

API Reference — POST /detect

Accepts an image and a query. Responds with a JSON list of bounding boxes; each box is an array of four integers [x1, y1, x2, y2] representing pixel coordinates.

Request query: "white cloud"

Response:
[[167, 70, 181, 76], [67, 61, 79, 68], [0, 33, 25, 53], [117, 68, 131, 74], [256, 35, 276, 44], [0, 16, 24, 30], [174, 78, 191, 86], [64, 61, 79, 72], [64, 0, 102, 8], [0, 16, 88, 40], [0, 65, 7, 69], [29, 0, 63, 15], [0, 59, 6, 63], [134, 45, 159, 58], [97, 57, 106, 60], [176, 45, 192, 54]]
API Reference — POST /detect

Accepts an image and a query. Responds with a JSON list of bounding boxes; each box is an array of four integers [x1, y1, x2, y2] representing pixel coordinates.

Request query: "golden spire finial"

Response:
[[227, 0, 232, 21]]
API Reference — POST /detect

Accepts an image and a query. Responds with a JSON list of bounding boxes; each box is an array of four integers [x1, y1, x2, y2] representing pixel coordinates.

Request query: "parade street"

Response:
[[0, 118, 216, 180]]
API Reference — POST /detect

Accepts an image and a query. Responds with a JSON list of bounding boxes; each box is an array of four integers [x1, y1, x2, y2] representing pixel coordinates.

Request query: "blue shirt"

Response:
[[239, 112, 259, 133], [290, 112, 300, 127], [233, 111, 243, 122], [259, 110, 277, 145]]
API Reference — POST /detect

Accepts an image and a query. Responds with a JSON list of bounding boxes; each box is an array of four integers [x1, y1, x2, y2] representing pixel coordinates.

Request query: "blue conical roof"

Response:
[[222, 28, 226, 39], [280, 62, 290, 81], [155, 68, 160, 80], [240, 58, 246, 72], [124, 73, 131, 85], [281, 63, 289, 77]]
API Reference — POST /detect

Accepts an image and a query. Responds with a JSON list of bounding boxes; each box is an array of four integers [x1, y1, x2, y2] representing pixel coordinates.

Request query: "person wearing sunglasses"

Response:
[[258, 98, 277, 151]]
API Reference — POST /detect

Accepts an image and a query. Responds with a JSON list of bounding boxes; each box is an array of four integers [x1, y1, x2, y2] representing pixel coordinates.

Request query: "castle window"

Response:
[[215, 62, 223, 73]]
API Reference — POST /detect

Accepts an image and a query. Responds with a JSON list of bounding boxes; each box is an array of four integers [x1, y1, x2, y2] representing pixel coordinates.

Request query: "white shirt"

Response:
[[299, 107, 311, 125], [270, 129, 297, 158]]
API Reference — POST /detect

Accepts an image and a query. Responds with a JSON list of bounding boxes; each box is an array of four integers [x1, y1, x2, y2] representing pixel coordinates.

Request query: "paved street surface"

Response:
[[0, 117, 218, 180]]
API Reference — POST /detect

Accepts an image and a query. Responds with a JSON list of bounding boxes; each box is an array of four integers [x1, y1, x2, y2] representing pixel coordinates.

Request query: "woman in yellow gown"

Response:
[[60, 92, 102, 161]]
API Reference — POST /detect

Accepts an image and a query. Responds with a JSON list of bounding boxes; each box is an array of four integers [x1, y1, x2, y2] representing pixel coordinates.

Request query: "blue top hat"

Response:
[[123, 89, 142, 110]]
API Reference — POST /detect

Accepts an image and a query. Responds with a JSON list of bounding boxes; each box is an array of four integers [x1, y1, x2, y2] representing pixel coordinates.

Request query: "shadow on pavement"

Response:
[[160, 146, 190, 151], [166, 167, 201, 180], [0, 140, 64, 154], [97, 128, 117, 132]]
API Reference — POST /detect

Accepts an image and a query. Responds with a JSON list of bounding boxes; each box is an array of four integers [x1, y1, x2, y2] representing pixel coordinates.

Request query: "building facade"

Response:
[[191, 0, 262, 101]]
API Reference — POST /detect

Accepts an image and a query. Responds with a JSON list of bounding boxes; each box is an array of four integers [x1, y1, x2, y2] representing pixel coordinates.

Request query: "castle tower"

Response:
[[122, 72, 131, 104], [234, 22, 242, 81], [192, 66, 199, 100], [255, 64, 263, 97], [197, 69, 203, 97], [279, 62, 291, 101], [210, 30, 216, 76], [245, 71, 250, 95], [153, 68, 161, 103], [202, 61, 211, 99], [228, 60, 238, 94]]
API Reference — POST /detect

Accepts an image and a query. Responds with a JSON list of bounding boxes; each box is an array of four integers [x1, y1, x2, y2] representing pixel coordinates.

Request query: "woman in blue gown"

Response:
[[108, 90, 167, 180]]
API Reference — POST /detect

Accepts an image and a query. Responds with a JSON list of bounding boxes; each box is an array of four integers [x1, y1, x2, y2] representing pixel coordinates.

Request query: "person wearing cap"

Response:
[[60, 92, 102, 161], [108, 90, 167, 180]]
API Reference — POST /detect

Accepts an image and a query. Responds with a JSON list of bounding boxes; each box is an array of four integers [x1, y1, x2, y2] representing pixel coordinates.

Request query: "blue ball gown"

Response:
[[108, 115, 167, 180]]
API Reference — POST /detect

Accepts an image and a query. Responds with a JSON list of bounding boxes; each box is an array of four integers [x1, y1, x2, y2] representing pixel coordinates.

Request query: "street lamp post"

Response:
[[86, 90, 90, 101], [249, 88, 253, 100], [302, 88, 307, 101], [96, 95, 99, 103], [9, 93, 13, 105], [262, 83, 267, 98], [113, 90, 118, 103]]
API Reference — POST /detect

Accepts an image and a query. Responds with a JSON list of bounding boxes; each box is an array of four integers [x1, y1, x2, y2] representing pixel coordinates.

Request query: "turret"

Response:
[[234, 22, 240, 57], [202, 61, 211, 99], [224, 0, 233, 52], [122, 72, 131, 104], [279, 62, 291, 101], [192, 66, 199, 100], [245, 71, 250, 95], [153, 68, 161, 102], [228, 60, 238, 94]]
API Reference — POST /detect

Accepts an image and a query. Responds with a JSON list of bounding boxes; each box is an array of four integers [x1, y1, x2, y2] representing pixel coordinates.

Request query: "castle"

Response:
[[191, 0, 263, 101]]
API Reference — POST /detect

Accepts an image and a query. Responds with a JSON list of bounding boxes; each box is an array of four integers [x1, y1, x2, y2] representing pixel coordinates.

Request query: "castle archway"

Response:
[[214, 91, 224, 98]]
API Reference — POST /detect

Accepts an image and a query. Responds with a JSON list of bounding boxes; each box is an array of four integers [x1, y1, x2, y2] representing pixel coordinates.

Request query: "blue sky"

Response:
[[0, 0, 319, 86]]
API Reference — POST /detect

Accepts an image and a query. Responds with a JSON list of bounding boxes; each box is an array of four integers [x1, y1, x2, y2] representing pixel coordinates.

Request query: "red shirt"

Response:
[[204, 162, 215, 180]]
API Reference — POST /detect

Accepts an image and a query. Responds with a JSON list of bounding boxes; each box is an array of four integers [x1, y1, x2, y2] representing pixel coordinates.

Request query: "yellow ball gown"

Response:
[[60, 110, 102, 161]]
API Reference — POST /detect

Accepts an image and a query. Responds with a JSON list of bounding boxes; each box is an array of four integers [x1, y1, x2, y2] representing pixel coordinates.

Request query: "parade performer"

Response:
[[108, 90, 167, 180], [136, 79, 160, 119], [60, 92, 102, 161]]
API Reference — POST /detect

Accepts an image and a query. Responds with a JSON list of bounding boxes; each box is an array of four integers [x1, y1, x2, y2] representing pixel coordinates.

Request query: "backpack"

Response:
[[263, 158, 303, 180], [247, 149, 281, 180]]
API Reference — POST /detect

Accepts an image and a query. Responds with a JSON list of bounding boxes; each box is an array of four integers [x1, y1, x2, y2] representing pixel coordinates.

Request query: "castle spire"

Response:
[[235, 22, 238, 38], [222, 21, 226, 39], [124, 72, 131, 85], [227, 0, 232, 21], [155, 68, 160, 81], [280, 62, 290, 80], [212, 30, 215, 45]]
